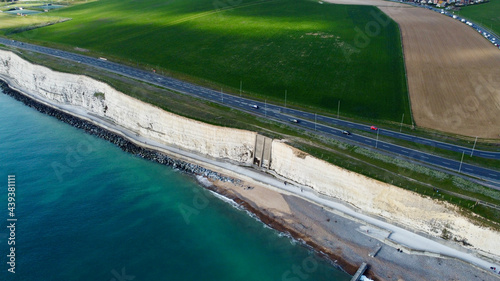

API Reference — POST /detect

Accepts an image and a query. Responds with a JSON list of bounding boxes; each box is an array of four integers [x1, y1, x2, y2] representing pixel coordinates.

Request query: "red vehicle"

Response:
[[370, 126, 378, 131]]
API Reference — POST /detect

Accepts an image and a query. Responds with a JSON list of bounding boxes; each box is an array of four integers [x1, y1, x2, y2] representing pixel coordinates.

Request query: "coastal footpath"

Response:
[[1, 49, 499, 279]]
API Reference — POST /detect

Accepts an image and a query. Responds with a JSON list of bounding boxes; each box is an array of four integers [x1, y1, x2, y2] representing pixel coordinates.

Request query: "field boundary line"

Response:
[[394, 11, 414, 128]]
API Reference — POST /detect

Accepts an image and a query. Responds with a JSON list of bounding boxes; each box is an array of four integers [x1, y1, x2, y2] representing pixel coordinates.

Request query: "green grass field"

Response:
[[0, 13, 64, 30], [460, 0, 500, 36], [4, 47, 499, 229], [4, 0, 410, 123]]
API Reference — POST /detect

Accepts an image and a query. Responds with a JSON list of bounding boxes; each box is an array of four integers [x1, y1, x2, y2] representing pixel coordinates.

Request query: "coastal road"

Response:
[[1, 38, 499, 185], [404, 1, 500, 47]]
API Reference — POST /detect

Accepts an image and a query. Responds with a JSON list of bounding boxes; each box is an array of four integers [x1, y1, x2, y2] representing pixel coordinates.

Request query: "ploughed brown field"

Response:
[[326, 0, 500, 139]]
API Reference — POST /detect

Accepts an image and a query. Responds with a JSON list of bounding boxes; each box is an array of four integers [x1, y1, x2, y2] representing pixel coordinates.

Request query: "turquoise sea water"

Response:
[[5, 10, 42, 15], [0, 91, 351, 281]]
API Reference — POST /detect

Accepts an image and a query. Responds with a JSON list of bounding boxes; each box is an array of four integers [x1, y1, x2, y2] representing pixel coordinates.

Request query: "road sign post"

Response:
[[459, 151, 465, 173], [315, 113, 317, 131], [400, 113, 404, 132], [285, 90, 287, 108], [470, 136, 478, 157]]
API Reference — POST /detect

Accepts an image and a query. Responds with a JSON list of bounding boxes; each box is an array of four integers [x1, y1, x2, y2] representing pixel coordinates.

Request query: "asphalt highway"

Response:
[[0, 37, 498, 185]]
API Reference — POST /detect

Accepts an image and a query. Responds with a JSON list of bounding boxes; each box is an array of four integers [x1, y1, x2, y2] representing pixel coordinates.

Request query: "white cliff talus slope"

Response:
[[0, 50, 256, 163], [270, 140, 500, 258]]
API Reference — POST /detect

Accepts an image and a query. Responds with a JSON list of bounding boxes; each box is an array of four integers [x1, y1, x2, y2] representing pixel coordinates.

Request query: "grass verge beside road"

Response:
[[4, 0, 410, 124], [459, 0, 500, 36], [3, 46, 499, 231], [317, 123, 500, 171]]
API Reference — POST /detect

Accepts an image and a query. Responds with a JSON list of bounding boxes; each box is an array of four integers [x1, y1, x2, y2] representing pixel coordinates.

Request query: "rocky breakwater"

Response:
[[0, 50, 257, 164], [0, 80, 237, 184]]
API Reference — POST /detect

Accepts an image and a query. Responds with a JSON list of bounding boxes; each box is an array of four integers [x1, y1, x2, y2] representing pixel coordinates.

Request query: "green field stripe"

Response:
[[166, 0, 281, 26]]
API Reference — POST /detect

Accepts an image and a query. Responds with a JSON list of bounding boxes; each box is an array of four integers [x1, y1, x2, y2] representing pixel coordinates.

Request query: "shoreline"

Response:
[[2, 80, 499, 281], [205, 177, 500, 281], [0, 80, 238, 183], [203, 182, 359, 275], [0, 80, 358, 275]]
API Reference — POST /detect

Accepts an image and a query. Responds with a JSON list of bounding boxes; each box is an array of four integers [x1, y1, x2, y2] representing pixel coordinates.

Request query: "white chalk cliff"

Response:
[[0, 50, 256, 164], [1, 49, 498, 262], [271, 141, 500, 260]]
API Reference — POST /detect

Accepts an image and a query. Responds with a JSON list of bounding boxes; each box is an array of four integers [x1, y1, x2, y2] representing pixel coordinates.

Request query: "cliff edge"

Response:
[[1, 49, 498, 264]]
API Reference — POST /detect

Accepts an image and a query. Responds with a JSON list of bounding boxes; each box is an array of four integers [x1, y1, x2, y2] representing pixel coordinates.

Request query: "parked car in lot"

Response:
[[370, 126, 378, 131], [289, 118, 299, 123], [342, 130, 350, 135]]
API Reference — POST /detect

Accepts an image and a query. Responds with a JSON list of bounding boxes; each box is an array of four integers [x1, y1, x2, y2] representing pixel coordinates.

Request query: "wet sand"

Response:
[[207, 177, 499, 281]]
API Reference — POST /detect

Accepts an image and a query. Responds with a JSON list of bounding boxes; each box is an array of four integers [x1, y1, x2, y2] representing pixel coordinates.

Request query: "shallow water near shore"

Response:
[[0, 91, 351, 280]]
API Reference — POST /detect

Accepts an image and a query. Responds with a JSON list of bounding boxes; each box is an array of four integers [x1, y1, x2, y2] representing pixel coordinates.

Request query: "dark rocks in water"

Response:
[[0, 80, 237, 183]]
